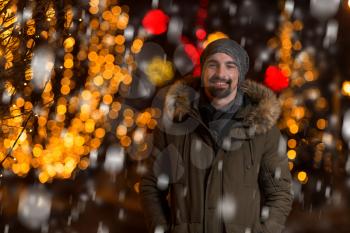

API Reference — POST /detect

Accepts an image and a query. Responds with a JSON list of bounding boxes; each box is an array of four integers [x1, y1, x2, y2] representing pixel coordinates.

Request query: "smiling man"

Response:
[[140, 38, 293, 233], [202, 52, 239, 106]]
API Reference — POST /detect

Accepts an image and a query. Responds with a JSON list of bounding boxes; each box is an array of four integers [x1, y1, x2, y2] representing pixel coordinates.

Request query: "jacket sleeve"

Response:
[[139, 127, 171, 233], [257, 125, 293, 233]]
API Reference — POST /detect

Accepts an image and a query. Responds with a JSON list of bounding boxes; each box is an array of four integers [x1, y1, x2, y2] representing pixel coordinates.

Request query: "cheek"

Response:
[[230, 72, 238, 82], [203, 71, 213, 85]]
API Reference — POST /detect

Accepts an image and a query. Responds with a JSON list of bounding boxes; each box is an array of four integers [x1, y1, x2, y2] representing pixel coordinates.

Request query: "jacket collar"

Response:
[[164, 76, 281, 138]]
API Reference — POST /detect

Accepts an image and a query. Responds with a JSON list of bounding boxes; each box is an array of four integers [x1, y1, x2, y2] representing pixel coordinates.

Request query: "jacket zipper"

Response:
[[248, 139, 254, 167], [187, 108, 231, 233], [187, 109, 221, 233]]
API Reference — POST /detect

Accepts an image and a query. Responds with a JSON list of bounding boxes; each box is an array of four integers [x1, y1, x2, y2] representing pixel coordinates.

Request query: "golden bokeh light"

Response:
[[203, 31, 228, 48], [287, 139, 297, 148], [289, 124, 299, 134], [120, 135, 131, 147], [115, 35, 125, 45], [0, 0, 160, 182], [316, 119, 327, 130], [116, 124, 127, 137], [64, 37, 75, 49], [342, 81, 350, 96], [297, 171, 308, 184], [287, 150, 297, 160], [145, 57, 174, 86]]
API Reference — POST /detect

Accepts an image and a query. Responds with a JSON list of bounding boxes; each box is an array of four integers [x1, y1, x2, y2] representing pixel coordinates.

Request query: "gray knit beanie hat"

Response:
[[200, 38, 250, 82]]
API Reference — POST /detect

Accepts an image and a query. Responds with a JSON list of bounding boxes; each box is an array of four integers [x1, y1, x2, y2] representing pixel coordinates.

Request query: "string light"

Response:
[[273, 4, 327, 179], [0, 0, 160, 182]]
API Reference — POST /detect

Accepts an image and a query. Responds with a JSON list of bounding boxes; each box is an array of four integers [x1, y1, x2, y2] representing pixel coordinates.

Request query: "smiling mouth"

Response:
[[210, 80, 230, 88]]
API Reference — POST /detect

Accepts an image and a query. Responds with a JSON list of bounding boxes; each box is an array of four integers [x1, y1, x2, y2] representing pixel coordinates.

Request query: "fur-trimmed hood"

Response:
[[164, 77, 281, 138]]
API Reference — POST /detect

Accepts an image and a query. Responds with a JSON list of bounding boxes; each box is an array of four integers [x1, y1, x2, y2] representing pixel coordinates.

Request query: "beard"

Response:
[[206, 76, 233, 98]]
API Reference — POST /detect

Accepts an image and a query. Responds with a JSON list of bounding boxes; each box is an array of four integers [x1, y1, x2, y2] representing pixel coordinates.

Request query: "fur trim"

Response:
[[164, 77, 200, 121], [164, 77, 281, 135], [240, 80, 281, 134]]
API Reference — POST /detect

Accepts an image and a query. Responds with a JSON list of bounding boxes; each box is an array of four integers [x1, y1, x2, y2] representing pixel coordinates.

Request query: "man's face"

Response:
[[202, 52, 240, 101]]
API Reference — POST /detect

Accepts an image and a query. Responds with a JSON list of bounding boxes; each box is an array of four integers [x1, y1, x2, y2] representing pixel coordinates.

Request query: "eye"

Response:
[[227, 64, 237, 69], [207, 63, 217, 68]]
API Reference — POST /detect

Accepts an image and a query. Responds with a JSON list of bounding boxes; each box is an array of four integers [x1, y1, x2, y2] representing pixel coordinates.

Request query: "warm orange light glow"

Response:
[[89, 6, 99, 15], [39, 172, 49, 183], [117, 13, 129, 29], [60, 85, 70, 95], [297, 171, 308, 184], [134, 182, 140, 193], [123, 108, 134, 118], [203, 32, 228, 48], [132, 38, 144, 51], [78, 158, 89, 170], [147, 119, 157, 129], [292, 107, 305, 120], [85, 119, 95, 133], [120, 135, 131, 147], [0, 1, 135, 181], [103, 94, 113, 104], [316, 119, 327, 130], [116, 125, 127, 137], [288, 162, 294, 171], [95, 128, 106, 138], [115, 35, 125, 45], [64, 37, 75, 49], [287, 139, 297, 148], [64, 59, 74, 68], [33, 144, 43, 157], [123, 116, 133, 128], [57, 105, 67, 115], [342, 81, 350, 96], [93, 75, 104, 86], [15, 97, 25, 107], [289, 124, 299, 134], [287, 150, 297, 160], [286, 118, 296, 127], [304, 71, 314, 82], [88, 51, 98, 61]]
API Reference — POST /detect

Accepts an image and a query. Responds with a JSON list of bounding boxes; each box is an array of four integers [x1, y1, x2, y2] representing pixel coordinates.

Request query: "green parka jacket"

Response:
[[140, 77, 293, 233]]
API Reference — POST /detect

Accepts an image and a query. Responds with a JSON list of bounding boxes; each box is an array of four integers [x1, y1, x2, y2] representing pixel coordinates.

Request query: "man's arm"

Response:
[[140, 127, 171, 233], [258, 126, 293, 233]]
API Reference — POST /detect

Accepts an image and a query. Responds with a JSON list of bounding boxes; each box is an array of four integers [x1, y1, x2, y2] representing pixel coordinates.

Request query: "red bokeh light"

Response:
[[184, 44, 200, 65], [196, 28, 207, 40], [142, 9, 169, 35], [183, 44, 201, 77], [264, 65, 289, 92]]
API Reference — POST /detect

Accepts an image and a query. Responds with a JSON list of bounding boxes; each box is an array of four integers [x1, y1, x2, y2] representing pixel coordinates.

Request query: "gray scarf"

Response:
[[199, 89, 244, 151]]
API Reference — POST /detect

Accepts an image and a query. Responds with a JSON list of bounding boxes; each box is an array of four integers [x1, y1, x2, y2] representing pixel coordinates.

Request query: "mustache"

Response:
[[209, 76, 232, 84]]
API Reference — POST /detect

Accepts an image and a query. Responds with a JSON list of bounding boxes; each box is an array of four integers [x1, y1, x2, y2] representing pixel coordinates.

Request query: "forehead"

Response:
[[205, 52, 235, 63]]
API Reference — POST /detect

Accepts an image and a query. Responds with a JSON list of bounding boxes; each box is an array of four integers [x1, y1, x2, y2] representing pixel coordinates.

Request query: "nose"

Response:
[[216, 65, 225, 77]]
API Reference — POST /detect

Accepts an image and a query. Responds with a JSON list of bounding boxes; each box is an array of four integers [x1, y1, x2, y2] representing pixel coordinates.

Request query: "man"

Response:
[[140, 38, 293, 233]]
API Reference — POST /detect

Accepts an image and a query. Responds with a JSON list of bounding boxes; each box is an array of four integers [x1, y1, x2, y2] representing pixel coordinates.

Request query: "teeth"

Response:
[[213, 82, 228, 86]]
